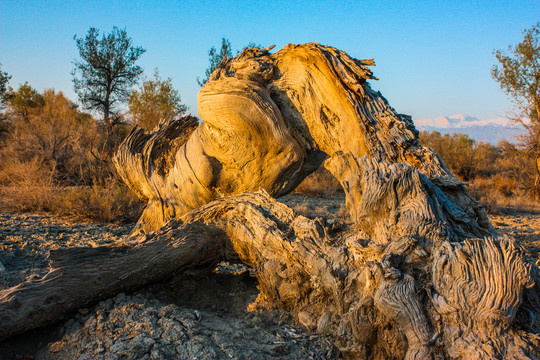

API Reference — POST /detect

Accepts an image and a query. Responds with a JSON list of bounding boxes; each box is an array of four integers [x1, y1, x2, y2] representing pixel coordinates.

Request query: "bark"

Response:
[[1, 43, 539, 359], [114, 43, 482, 234], [536, 157, 540, 187], [0, 223, 225, 339], [1, 187, 537, 358]]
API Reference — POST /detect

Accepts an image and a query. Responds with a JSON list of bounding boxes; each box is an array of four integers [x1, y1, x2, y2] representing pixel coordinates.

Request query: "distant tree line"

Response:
[[419, 131, 539, 205], [0, 23, 538, 219], [0, 27, 190, 220]]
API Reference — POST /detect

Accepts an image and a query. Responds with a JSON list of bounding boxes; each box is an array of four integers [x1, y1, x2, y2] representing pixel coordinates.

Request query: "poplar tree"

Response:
[[72, 27, 145, 138], [492, 22, 540, 184]]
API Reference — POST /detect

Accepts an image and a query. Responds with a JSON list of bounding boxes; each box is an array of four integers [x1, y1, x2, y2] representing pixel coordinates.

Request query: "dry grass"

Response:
[[56, 181, 143, 223], [0, 162, 143, 224], [290, 201, 311, 217], [0, 158, 56, 212], [279, 194, 351, 225], [294, 167, 342, 197], [0, 86, 145, 223], [468, 176, 540, 214]]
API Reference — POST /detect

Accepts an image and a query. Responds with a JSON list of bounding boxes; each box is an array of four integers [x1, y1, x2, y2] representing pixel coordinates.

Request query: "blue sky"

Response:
[[1, 0, 538, 120]]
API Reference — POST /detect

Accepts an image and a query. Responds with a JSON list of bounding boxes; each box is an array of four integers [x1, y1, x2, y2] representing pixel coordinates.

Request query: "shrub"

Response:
[[0, 84, 141, 223], [55, 178, 143, 223], [0, 175, 143, 223], [294, 167, 342, 197], [420, 131, 540, 212], [468, 176, 540, 213], [418, 131, 501, 181], [0, 157, 56, 212]]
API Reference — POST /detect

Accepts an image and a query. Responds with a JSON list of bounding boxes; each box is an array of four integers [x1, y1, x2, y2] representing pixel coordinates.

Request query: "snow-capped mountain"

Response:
[[414, 114, 523, 144]]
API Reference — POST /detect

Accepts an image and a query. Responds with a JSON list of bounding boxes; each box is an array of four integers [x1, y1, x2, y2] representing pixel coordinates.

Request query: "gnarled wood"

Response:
[[432, 238, 538, 359], [1, 187, 537, 358], [0, 223, 225, 339], [325, 153, 495, 244], [114, 43, 489, 234], [1, 44, 538, 359]]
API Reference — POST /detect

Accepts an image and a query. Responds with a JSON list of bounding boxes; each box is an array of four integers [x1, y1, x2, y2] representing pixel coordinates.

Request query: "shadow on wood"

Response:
[[1, 43, 539, 359]]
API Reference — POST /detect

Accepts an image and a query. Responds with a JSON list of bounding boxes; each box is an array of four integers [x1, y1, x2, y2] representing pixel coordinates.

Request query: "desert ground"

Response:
[[0, 194, 538, 360]]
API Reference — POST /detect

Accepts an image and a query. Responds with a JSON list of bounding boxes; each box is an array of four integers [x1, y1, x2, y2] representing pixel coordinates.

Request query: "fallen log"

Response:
[[1, 43, 538, 359], [0, 223, 225, 339], [1, 185, 537, 358]]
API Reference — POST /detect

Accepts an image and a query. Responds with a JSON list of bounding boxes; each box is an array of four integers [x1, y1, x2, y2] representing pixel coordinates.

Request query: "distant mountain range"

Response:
[[413, 114, 524, 144]]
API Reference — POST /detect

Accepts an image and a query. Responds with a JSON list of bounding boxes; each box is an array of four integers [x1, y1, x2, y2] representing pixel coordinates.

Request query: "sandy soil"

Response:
[[490, 212, 540, 265], [0, 207, 337, 360], [0, 196, 538, 359]]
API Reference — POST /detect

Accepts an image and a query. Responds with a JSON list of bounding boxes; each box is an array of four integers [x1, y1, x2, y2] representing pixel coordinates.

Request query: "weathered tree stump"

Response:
[[1, 43, 539, 359]]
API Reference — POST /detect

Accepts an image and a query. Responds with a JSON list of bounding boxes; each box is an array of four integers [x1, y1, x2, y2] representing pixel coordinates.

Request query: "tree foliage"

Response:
[[5, 82, 45, 120], [491, 22, 540, 180], [197, 38, 233, 86], [128, 69, 187, 131], [0, 66, 13, 138], [0, 64, 11, 110], [491, 23, 540, 115], [72, 27, 146, 136]]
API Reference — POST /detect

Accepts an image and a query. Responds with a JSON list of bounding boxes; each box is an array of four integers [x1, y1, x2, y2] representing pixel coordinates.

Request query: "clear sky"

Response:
[[1, 0, 538, 120]]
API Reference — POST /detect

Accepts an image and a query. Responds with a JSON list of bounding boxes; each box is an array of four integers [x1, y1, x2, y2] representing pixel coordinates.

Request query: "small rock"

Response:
[[143, 337, 155, 346], [115, 293, 126, 303], [100, 298, 113, 311], [64, 318, 75, 329], [150, 349, 162, 360]]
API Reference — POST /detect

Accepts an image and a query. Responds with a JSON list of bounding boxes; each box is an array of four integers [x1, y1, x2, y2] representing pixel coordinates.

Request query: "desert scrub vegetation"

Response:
[[0, 25, 187, 224], [294, 167, 342, 197], [0, 83, 143, 223], [419, 131, 540, 212]]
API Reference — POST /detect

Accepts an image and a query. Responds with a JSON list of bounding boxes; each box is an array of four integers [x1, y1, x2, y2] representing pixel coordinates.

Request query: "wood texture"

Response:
[[0, 223, 225, 339], [114, 43, 490, 234], [1, 44, 538, 359]]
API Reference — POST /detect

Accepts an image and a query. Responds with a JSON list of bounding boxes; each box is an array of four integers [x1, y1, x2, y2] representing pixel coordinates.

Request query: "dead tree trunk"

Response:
[[113, 43, 491, 235], [1, 186, 537, 358], [0, 223, 225, 338], [1, 43, 539, 359]]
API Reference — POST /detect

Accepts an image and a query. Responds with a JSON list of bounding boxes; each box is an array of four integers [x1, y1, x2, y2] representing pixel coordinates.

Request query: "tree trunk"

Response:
[[1, 43, 538, 359], [114, 43, 490, 234], [536, 156, 540, 188], [103, 99, 111, 135], [0, 223, 225, 339], [1, 185, 537, 358]]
